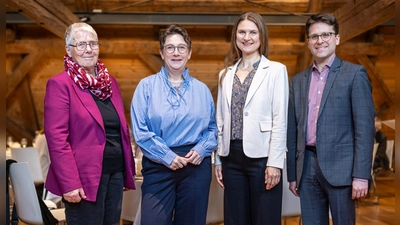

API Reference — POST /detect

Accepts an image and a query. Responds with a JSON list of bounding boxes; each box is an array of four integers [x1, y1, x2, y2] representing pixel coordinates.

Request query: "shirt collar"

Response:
[[312, 53, 336, 71], [161, 66, 190, 80]]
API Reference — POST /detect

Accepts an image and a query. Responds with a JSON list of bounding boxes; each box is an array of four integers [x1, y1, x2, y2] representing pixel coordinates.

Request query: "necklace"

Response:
[[238, 63, 254, 72], [168, 74, 184, 85], [169, 80, 183, 85], [239, 56, 261, 72]]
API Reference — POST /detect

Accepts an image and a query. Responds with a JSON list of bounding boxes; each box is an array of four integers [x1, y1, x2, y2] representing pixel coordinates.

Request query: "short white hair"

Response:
[[65, 22, 98, 47]]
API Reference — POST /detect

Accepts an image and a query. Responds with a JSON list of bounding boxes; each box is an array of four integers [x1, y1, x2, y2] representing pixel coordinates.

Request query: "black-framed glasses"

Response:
[[163, 44, 188, 54], [69, 41, 100, 51], [307, 32, 336, 43]]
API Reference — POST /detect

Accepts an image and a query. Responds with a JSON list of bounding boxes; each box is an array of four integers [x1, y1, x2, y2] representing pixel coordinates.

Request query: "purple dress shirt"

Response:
[[306, 54, 335, 146]]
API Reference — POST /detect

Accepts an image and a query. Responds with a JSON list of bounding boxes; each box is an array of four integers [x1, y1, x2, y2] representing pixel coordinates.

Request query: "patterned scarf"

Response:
[[64, 54, 112, 100]]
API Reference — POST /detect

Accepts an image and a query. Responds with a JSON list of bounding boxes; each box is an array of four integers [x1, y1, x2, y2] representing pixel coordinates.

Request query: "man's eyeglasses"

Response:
[[163, 45, 189, 54], [307, 32, 336, 43], [69, 41, 100, 51]]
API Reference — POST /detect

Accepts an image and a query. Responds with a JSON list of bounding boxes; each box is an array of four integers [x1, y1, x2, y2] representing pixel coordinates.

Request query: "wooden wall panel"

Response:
[[376, 55, 395, 81], [6, 0, 395, 142], [6, 55, 22, 77], [269, 55, 298, 78], [28, 58, 64, 128]]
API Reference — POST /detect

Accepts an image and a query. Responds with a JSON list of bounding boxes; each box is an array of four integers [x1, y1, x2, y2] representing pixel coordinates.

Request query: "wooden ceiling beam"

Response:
[[138, 54, 164, 73], [6, 40, 395, 56], [6, 116, 35, 142], [94, 0, 310, 13], [337, 42, 394, 56], [7, 0, 79, 39], [308, 0, 322, 12], [6, 41, 39, 54], [6, 28, 16, 42], [333, 0, 395, 43], [7, 40, 62, 54], [75, 0, 89, 12], [35, 0, 80, 25], [6, 51, 42, 99], [15, 78, 41, 135], [356, 55, 394, 106]]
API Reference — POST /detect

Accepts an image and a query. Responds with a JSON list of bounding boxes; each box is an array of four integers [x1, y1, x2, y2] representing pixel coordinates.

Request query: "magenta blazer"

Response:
[[44, 71, 136, 202]]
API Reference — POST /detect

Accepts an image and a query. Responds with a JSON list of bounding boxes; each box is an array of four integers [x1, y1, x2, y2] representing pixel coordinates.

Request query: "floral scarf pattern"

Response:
[[64, 54, 112, 100]]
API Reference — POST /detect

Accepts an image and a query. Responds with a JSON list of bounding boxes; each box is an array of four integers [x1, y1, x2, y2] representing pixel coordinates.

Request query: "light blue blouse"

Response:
[[130, 66, 218, 167]]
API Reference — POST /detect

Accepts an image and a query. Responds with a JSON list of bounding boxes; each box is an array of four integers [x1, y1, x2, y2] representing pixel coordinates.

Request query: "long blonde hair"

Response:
[[219, 12, 269, 85]]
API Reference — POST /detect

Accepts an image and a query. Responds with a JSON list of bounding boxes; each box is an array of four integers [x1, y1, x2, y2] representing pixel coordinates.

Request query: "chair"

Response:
[[386, 140, 394, 171], [10, 147, 44, 185], [121, 155, 143, 224], [121, 177, 143, 223], [206, 165, 224, 224], [10, 147, 58, 202], [9, 162, 66, 224], [282, 159, 301, 225]]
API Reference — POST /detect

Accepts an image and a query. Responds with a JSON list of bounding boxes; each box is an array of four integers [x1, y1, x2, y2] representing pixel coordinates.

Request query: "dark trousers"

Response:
[[221, 140, 283, 225], [140, 145, 212, 225], [299, 150, 355, 225], [63, 171, 124, 225]]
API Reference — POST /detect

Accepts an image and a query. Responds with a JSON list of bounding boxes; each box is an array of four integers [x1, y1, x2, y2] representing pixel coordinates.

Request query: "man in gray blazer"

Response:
[[286, 12, 375, 225]]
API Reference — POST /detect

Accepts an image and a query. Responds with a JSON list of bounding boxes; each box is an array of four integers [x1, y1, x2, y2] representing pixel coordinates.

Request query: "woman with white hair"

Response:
[[44, 22, 136, 224]]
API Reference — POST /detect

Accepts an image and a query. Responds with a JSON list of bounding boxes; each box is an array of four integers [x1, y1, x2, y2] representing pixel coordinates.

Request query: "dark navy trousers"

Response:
[[63, 171, 124, 225], [299, 149, 355, 225], [140, 144, 212, 225]]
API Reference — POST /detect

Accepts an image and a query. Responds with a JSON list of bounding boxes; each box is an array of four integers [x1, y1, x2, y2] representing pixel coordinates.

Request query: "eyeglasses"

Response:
[[69, 41, 100, 51], [307, 32, 336, 43], [163, 44, 189, 54]]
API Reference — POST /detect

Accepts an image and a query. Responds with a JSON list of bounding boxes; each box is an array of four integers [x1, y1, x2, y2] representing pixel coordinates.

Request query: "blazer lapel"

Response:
[[302, 67, 313, 134], [71, 83, 104, 130], [109, 83, 126, 129], [318, 56, 341, 118], [244, 56, 269, 107], [224, 63, 237, 110]]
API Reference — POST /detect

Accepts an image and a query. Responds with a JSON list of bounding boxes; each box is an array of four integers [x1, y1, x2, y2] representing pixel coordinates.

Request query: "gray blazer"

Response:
[[287, 56, 375, 187]]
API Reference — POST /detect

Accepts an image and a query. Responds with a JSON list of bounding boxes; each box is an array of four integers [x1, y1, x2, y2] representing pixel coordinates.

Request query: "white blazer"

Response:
[[215, 55, 288, 169]]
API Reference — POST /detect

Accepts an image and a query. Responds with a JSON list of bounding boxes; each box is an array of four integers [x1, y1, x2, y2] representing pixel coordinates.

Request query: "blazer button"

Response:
[[244, 112, 249, 116]]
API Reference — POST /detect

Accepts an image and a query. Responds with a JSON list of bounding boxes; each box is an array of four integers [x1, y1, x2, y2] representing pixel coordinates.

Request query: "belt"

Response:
[[305, 145, 316, 154]]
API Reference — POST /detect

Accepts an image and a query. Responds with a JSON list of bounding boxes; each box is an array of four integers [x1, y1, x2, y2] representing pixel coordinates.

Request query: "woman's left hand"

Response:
[[264, 166, 281, 190], [185, 150, 202, 165]]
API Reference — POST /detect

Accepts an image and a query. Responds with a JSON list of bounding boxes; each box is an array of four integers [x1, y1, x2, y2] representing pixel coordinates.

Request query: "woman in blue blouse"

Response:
[[130, 24, 218, 225]]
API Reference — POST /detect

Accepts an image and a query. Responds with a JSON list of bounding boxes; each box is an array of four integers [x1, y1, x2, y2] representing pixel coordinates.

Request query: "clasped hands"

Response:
[[169, 150, 202, 170]]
